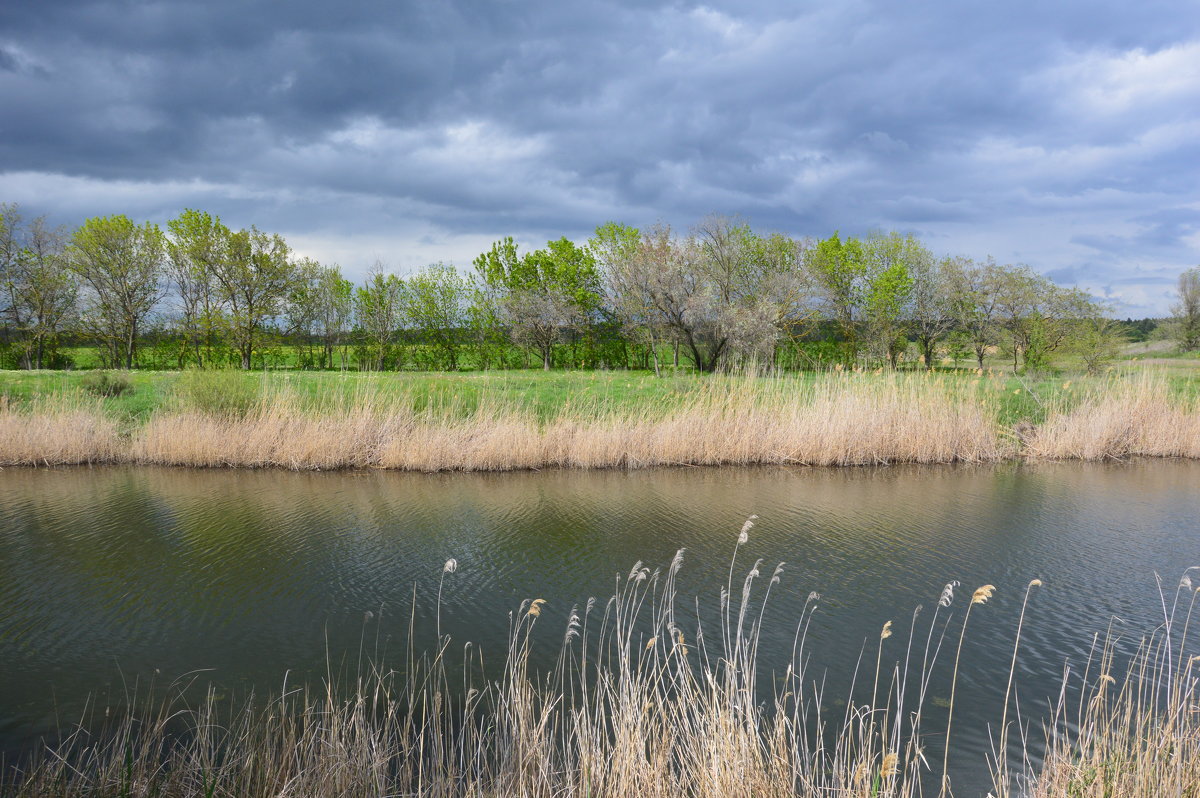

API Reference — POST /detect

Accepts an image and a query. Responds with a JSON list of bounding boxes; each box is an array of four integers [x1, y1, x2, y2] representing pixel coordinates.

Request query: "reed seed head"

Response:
[[881, 620, 893, 640], [881, 752, 899, 779], [971, 584, 996, 605], [1029, 578, 1042, 588], [939, 581, 960, 607], [528, 598, 547, 617], [443, 558, 458, 574], [645, 636, 657, 651], [738, 514, 758, 545]]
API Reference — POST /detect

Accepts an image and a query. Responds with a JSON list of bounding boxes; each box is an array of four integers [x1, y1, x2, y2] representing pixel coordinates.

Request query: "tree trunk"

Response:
[[125, 319, 137, 370]]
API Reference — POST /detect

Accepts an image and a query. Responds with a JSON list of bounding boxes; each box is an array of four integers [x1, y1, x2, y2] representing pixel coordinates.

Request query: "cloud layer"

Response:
[[2, 0, 1198, 313]]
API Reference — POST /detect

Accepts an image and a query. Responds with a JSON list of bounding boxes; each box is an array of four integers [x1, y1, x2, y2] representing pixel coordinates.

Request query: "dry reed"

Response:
[[1026, 373, 1200, 459], [4, 371, 1200, 471], [0, 394, 122, 466], [3, 373, 1009, 471], [4, 538, 1197, 798]]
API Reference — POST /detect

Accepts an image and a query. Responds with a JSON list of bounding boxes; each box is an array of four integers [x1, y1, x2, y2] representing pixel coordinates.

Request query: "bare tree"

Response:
[[313, 264, 354, 369], [636, 226, 727, 372]]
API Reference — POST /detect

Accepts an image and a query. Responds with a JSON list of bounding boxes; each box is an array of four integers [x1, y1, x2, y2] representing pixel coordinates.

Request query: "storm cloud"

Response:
[[2, 0, 1198, 313]]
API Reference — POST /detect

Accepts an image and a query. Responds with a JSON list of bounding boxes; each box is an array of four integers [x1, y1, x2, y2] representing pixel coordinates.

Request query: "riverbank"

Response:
[[1, 369, 1198, 470]]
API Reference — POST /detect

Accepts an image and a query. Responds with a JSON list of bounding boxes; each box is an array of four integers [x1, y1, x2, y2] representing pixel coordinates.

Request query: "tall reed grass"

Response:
[[2, 370, 1199, 470], [0, 394, 122, 465], [3, 534, 1196, 797]]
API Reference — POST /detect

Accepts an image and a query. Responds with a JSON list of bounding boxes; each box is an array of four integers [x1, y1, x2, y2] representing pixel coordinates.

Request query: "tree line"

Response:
[[0, 202, 1182, 374]]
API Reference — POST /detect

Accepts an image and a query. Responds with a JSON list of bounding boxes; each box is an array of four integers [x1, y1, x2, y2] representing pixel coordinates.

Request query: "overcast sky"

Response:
[[2, 0, 1198, 314]]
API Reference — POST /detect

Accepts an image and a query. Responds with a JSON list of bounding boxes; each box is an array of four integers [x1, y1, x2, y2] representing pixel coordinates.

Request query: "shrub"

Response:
[[173, 369, 258, 416], [81, 370, 133, 398]]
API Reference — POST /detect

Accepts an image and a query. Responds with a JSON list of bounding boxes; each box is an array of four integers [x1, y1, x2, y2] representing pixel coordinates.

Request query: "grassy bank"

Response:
[[3, 545, 1197, 797], [1, 368, 1199, 470]]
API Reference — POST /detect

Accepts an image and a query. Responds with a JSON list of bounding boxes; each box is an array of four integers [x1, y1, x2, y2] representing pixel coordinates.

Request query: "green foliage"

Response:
[[1173, 266, 1200, 351], [81, 370, 133, 398], [406, 263, 468, 370], [70, 213, 167, 369], [212, 227, 298, 369], [4, 200, 1147, 377], [172, 369, 258, 416], [806, 232, 866, 358], [473, 236, 603, 369]]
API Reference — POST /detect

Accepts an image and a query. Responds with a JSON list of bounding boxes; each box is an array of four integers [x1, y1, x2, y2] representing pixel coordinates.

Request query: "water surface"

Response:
[[1, 461, 1197, 793]]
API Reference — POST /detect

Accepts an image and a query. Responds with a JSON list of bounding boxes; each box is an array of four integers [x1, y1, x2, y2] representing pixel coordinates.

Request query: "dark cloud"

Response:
[[1, 0, 1199, 313]]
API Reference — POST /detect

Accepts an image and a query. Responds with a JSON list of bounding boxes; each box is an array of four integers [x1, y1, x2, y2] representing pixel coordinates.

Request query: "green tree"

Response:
[[166, 209, 228, 368], [70, 214, 167, 369], [313, 265, 354, 369], [910, 254, 953, 370], [944, 256, 1003, 370], [405, 263, 468, 370], [861, 232, 918, 368], [1172, 266, 1200, 351], [13, 218, 77, 369], [210, 227, 298, 369], [993, 265, 1045, 371], [354, 266, 406, 371], [1072, 315, 1127, 374], [805, 232, 866, 363], [473, 236, 602, 370]]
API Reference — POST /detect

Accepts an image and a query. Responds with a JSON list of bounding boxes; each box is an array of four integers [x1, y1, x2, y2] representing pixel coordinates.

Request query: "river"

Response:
[[1, 460, 1197, 794]]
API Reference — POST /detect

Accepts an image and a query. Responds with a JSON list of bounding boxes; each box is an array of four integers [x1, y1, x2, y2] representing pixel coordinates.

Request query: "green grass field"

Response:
[[3, 361, 1196, 429]]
